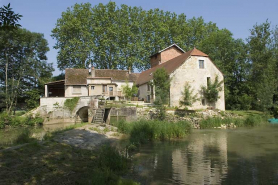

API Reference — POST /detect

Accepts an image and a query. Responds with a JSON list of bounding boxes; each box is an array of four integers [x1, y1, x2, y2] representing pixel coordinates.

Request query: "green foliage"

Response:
[[200, 115, 267, 129], [25, 89, 40, 110], [122, 82, 138, 100], [201, 76, 223, 104], [0, 3, 22, 30], [51, 2, 232, 71], [64, 97, 80, 112], [0, 113, 44, 129], [0, 27, 53, 113], [97, 145, 129, 172], [153, 68, 170, 105], [248, 21, 277, 111], [114, 120, 191, 146], [156, 105, 166, 121], [179, 83, 198, 108]]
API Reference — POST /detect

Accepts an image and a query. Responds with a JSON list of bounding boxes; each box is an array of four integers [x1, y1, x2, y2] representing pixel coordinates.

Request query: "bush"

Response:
[[97, 145, 129, 172], [244, 115, 263, 127], [64, 97, 80, 112], [200, 115, 266, 129], [116, 120, 191, 145], [0, 113, 44, 128]]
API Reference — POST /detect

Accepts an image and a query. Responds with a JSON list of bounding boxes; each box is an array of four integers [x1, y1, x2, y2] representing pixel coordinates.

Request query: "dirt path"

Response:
[[53, 124, 123, 150]]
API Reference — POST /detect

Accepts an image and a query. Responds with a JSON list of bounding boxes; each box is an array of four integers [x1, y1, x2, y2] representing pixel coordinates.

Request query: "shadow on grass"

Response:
[[0, 129, 138, 185]]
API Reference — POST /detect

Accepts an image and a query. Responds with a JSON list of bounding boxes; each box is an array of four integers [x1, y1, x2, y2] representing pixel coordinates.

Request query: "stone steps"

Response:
[[93, 109, 105, 124]]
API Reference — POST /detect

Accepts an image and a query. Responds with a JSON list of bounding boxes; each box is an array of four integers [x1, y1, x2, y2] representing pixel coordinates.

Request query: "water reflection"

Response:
[[132, 126, 278, 185]]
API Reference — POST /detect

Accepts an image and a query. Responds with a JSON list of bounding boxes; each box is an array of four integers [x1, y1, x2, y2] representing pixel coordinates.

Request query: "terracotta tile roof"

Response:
[[65, 69, 88, 85], [65, 68, 138, 85], [190, 47, 208, 57], [136, 48, 209, 85], [149, 43, 185, 58]]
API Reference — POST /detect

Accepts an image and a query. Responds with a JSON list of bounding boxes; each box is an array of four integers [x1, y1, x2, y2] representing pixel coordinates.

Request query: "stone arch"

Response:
[[76, 106, 89, 122]]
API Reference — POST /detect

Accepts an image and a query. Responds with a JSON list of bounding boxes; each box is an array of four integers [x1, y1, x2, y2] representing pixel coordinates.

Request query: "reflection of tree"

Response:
[[132, 132, 228, 184], [133, 128, 278, 184], [171, 131, 228, 184]]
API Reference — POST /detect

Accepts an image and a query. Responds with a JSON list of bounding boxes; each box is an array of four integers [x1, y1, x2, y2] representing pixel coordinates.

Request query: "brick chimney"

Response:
[[150, 44, 184, 68], [91, 67, 95, 77]]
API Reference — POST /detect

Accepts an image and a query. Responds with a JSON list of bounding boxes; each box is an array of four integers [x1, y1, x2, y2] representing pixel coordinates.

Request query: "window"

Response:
[[91, 86, 95, 90], [207, 77, 210, 86], [73, 86, 81, 94], [109, 87, 113, 92], [103, 85, 107, 92], [202, 99, 206, 106], [147, 95, 151, 103], [147, 84, 150, 91], [199, 60, 204, 69]]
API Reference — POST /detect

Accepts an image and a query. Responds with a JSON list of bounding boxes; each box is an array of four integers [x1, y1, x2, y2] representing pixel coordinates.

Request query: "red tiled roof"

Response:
[[149, 43, 185, 58], [136, 48, 209, 85], [190, 48, 208, 57]]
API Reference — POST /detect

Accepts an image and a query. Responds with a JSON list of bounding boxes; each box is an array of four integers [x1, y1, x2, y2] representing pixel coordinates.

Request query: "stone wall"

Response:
[[109, 107, 137, 123], [170, 56, 225, 110]]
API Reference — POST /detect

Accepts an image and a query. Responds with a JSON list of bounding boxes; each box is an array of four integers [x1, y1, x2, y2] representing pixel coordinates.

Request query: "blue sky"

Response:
[[1, 0, 278, 76]]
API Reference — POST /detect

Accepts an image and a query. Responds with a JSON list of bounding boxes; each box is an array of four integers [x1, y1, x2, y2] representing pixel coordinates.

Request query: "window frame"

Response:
[[199, 60, 205, 69]]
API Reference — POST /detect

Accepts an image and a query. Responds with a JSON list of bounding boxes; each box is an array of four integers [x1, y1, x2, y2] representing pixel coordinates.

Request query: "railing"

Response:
[[102, 91, 122, 97]]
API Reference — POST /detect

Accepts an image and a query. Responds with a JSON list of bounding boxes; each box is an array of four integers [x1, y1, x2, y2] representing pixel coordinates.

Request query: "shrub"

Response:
[[179, 82, 198, 108], [244, 115, 263, 126], [0, 113, 44, 128], [64, 97, 80, 112], [201, 76, 223, 104], [117, 120, 192, 145], [97, 145, 129, 173]]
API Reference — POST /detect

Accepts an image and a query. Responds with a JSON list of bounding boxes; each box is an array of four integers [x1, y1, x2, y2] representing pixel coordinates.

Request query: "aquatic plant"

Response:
[[114, 120, 191, 145], [200, 115, 267, 129]]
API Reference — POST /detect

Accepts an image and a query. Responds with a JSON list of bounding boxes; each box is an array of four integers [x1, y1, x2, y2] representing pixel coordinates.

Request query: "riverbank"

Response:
[[0, 123, 138, 185]]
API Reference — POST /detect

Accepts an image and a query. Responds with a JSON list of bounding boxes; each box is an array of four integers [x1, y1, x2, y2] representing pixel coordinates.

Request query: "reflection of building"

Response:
[[171, 131, 228, 184]]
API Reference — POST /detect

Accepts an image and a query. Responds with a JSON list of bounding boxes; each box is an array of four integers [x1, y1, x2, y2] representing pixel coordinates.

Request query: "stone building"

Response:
[[136, 44, 225, 110], [44, 68, 139, 100]]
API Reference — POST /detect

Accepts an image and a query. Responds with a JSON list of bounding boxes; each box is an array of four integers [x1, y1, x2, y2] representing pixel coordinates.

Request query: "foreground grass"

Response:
[[0, 122, 89, 149], [113, 120, 191, 146], [0, 140, 138, 184]]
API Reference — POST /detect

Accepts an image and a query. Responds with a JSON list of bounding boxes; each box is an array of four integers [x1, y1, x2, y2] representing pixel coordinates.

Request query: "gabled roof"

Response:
[[136, 48, 209, 85], [149, 43, 185, 58], [64, 68, 139, 85], [65, 69, 88, 85], [45, 80, 65, 85]]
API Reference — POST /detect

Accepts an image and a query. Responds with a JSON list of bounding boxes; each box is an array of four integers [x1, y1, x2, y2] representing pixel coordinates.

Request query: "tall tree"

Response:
[[52, 2, 230, 72], [247, 21, 276, 111], [0, 28, 53, 112]]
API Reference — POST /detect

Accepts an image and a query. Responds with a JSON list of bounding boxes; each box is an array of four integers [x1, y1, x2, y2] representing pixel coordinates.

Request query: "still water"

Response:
[[131, 125, 278, 185]]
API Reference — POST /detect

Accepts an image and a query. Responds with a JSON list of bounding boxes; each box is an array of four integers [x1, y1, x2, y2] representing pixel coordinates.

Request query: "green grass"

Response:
[[226, 110, 266, 117], [200, 114, 268, 129], [113, 120, 191, 146], [0, 142, 138, 185]]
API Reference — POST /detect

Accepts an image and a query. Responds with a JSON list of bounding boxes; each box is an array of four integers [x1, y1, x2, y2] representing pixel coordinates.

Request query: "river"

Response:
[[130, 125, 278, 185]]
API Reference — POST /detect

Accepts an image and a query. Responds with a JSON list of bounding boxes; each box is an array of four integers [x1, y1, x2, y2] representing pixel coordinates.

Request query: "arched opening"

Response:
[[76, 106, 89, 122]]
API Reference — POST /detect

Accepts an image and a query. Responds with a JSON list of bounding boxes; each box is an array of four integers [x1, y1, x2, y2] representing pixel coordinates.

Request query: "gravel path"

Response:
[[53, 124, 123, 150]]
